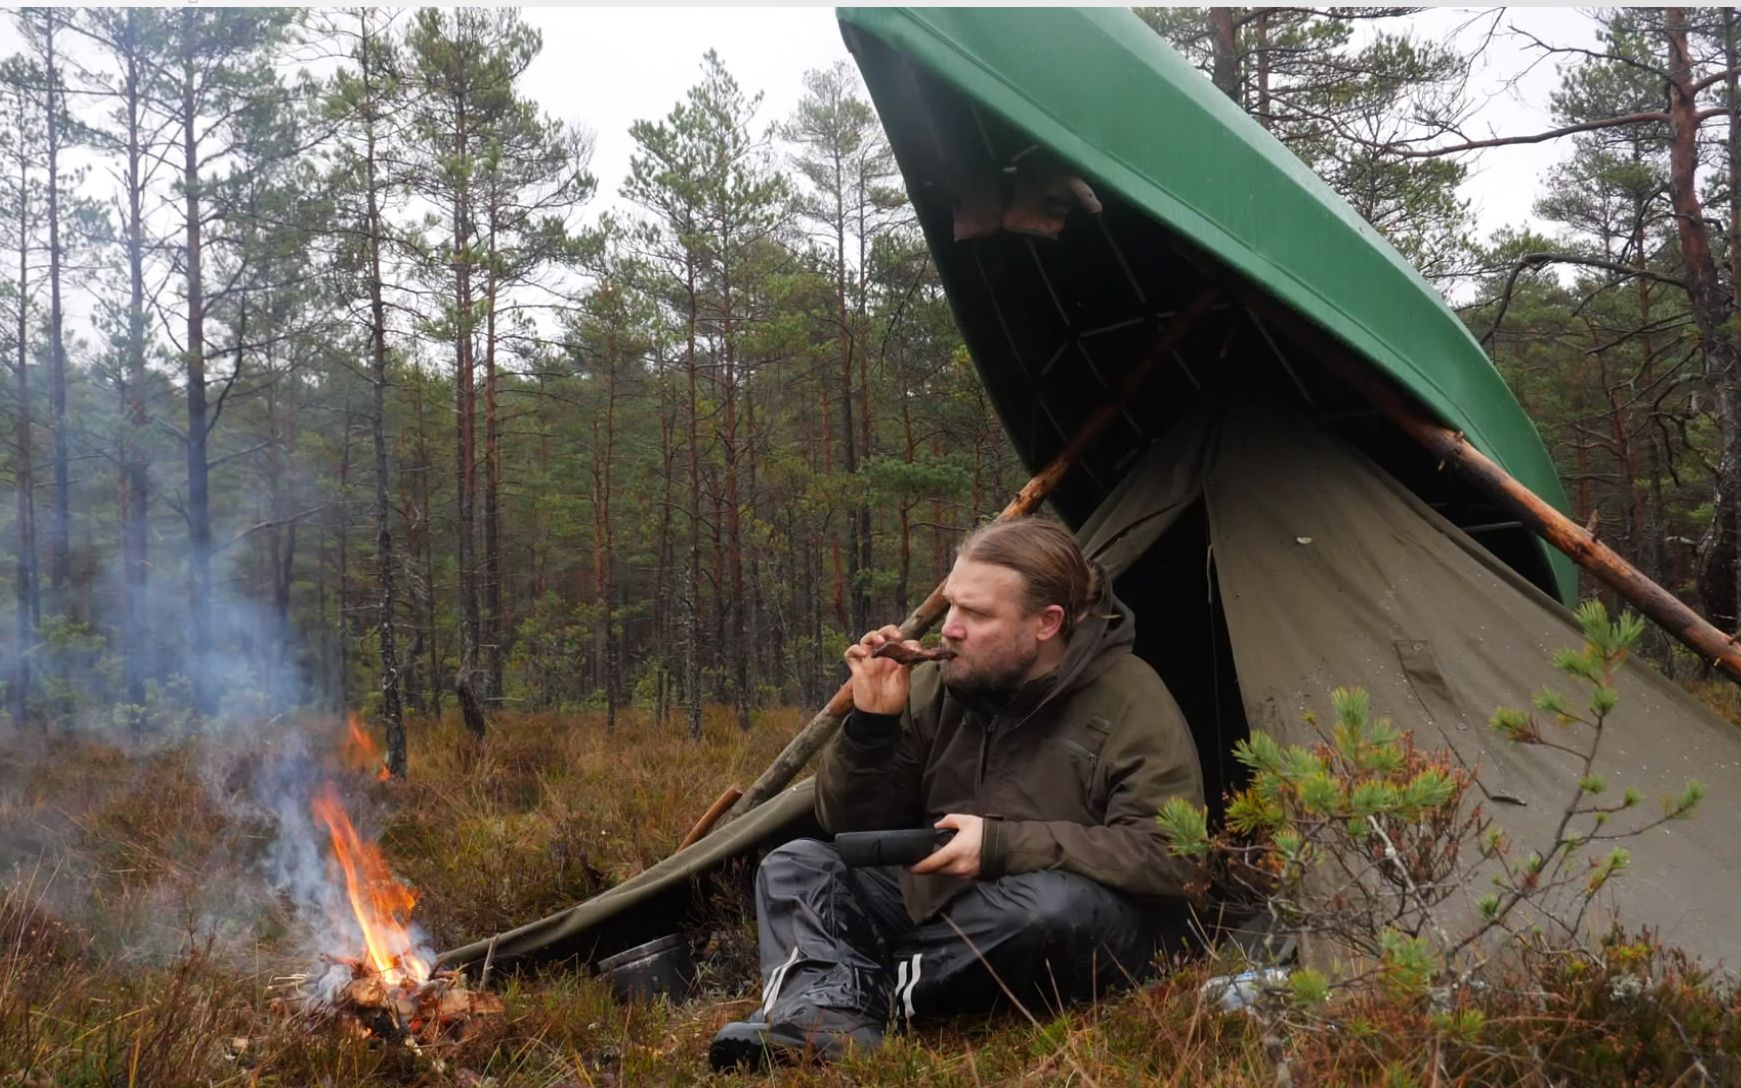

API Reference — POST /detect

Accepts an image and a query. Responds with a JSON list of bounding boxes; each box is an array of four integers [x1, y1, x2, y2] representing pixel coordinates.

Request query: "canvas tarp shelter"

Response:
[[441, 406, 1741, 975]]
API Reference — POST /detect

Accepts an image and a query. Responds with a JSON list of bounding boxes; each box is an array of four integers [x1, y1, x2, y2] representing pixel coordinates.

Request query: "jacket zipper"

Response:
[[976, 715, 999, 791]]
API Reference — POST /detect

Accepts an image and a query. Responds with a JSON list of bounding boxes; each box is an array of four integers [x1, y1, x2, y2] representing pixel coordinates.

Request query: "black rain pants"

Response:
[[752, 837, 1186, 1029]]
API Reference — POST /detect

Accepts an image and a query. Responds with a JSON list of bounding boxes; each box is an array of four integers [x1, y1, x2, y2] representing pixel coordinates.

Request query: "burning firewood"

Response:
[[273, 956, 504, 1048], [872, 642, 957, 666], [254, 728, 505, 1058]]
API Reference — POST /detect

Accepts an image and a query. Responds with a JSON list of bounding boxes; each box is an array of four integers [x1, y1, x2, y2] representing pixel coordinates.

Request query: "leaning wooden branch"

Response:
[[1320, 343, 1741, 686], [679, 785, 743, 850], [714, 287, 1220, 830]]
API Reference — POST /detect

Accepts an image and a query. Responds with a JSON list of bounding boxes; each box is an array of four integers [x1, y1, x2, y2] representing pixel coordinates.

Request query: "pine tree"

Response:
[[403, 8, 542, 738], [324, 6, 410, 774], [0, 61, 42, 726], [161, 8, 289, 716], [75, 8, 168, 710], [783, 61, 903, 637]]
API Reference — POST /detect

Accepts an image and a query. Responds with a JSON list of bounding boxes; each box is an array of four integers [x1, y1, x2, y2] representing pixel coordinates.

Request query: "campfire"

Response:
[[268, 716, 502, 1048]]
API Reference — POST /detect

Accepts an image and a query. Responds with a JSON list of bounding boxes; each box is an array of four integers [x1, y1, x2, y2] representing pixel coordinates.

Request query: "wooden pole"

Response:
[[1321, 345, 1741, 685], [715, 288, 1220, 829], [679, 785, 743, 850]]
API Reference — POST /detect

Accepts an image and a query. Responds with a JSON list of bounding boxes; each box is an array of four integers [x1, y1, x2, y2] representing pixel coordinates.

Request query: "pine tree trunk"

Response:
[[483, 199, 504, 704], [710, 483, 726, 704], [11, 153, 35, 728], [532, 372, 549, 603], [43, 13, 69, 627], [1210, 9, 1240, 103], [832, 176, 864, 636], [897, 387, 916, 615], [931, 433, 947, 585], [591, 321, 619, 733], [335, 420, 353, 714], [652, 369, 675, 726], [397, 446, 425, 716], [853, 167, 875, 634], [854, 345, 873, 635], [452, 130, 486, 738], [721, 274, 751, 733], [1672, 7, 1741, 629], [412, 366, 441, 718], [1254, 10, 1271, 129], [120, 11, 150, 708], [820, 366, 847, 631], [360, 17, 407, 775], [683, 261, 703, 742], [746, 389, 769, 699], [1727, 7, 1741, 630], [180, 35, 215, 717]]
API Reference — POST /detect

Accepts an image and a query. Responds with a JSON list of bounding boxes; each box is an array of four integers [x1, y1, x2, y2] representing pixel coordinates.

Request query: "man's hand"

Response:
[[909, 814, 983, 879], [844, 625, 920, 715]]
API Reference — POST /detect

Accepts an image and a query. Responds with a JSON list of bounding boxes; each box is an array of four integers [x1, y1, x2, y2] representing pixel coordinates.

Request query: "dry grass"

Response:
[[0, 704, 1734, 1086]]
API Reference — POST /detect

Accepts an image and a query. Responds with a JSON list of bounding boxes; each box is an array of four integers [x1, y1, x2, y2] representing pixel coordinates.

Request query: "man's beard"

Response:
[[941, 641, 1038, 700]]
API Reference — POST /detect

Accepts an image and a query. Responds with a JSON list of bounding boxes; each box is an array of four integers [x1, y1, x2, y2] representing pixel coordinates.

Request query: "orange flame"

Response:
[[341, 711, 392, 782], [311, 781, 429, 986]]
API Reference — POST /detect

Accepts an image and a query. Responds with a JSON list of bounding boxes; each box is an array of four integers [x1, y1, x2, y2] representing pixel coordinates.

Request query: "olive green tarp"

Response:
[[441, 408, 1741, 975]]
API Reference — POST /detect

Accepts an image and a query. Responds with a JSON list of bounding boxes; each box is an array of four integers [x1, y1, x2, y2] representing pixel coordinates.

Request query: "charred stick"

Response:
[[872, 643, 957, 665]]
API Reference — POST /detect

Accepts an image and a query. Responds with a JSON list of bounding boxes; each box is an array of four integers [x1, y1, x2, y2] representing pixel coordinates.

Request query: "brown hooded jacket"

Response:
[[815, 582, 1204, 922]]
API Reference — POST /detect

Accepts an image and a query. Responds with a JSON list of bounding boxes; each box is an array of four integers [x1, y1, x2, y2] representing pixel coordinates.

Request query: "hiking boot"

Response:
[[707, 1007, 883, 1072]]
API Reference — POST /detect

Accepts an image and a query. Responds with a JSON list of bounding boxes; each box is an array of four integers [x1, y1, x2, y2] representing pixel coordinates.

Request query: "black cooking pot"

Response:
[[596, 933, 696, 1003]]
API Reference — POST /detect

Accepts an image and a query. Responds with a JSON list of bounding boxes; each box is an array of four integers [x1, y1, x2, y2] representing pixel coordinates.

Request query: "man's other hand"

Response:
[[909, 814, 983, 879], [844, 625, 917, 715]]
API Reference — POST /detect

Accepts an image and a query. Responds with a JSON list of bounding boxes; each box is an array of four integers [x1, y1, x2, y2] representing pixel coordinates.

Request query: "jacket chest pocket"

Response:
[[1053, 716, 1112, 802]]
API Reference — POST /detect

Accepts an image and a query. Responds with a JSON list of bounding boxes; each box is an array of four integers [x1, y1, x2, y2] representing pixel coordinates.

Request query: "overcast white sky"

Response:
[[514, 6, 1598, 242], [0, 6, 1605, 339]]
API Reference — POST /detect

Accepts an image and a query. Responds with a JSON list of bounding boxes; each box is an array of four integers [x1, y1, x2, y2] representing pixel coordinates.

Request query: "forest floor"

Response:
[[2, 699, 1738, 1087]]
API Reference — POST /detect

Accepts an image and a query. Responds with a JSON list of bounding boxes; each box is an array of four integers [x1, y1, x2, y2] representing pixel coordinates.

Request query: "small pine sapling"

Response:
[[1157, 600, 1707, 1008]]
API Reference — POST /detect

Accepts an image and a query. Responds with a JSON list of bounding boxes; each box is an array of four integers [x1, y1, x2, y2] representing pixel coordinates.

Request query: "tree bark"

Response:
[[591, 309, 619, 733], [831, 152, 866, 636], [721, 268, 751, 733], [1255, 10, 1271, 130], [412, 363, 441, 718], [180, 25, 215, 717], [1667, 7, 1741, 630], [335, 418, 353, 713], [897, 379, 916, 615], [1727, 7, 1741, 632], [119, 9, 150, 708], [396, 438, 425, 716], [483, 195, 503, 704], [42, 13, 69, 626], [10, 138, 35, 728], [652, 357, 676, 726], [452, 106, 485, 738], [1210, 8, 1241, 103], [683, 258, 703, 742], [358, 11, 407, 776]]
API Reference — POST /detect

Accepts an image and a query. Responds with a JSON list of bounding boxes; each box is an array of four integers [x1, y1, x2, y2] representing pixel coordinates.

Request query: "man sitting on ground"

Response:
[[710, 516, 1205, 1070]]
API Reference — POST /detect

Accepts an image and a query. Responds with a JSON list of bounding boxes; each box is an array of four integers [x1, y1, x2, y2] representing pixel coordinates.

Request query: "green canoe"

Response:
[[837, 6, 1575, 604]]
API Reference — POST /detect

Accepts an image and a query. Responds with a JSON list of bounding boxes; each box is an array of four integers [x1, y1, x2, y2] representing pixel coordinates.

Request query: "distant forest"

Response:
[[3, 9, 1738, 761]]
